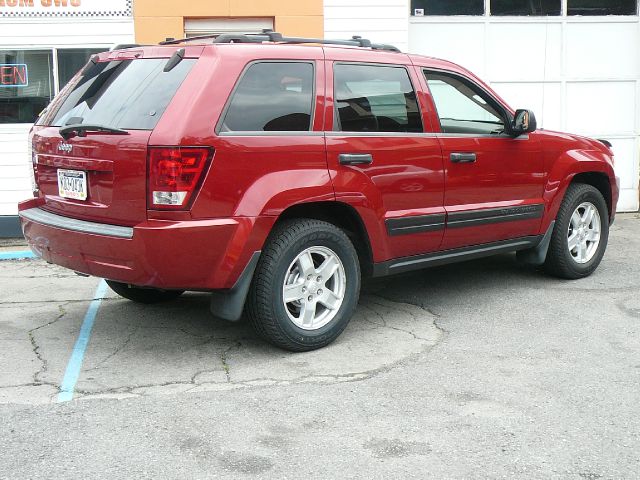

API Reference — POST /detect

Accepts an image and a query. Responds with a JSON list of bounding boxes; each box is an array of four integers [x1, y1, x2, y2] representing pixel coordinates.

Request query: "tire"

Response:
[[246, 219, 361, 352], [544, 183, 609, 279], [106, 280, 184, 304]]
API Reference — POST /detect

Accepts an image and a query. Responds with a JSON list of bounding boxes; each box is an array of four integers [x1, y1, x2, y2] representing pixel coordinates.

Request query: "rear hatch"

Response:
[[32, 48, 199, 226]]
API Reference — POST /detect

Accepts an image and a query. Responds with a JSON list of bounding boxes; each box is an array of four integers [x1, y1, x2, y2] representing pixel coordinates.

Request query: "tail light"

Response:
[[147, 147, 212, 210]]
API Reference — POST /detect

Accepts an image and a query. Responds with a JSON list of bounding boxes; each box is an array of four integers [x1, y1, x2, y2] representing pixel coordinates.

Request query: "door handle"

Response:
[[339, 153, 373, 166], [450, 152, 477, 163]]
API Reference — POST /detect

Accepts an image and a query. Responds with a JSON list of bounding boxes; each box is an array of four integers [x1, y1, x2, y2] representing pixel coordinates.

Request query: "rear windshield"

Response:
[[44, 58, 195, 130]]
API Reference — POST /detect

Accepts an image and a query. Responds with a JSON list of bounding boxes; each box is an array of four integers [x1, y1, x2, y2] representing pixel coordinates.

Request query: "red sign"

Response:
[[0, 0, 130, 17], [0, 64, 28, 87], [0, 1, 82, 7]]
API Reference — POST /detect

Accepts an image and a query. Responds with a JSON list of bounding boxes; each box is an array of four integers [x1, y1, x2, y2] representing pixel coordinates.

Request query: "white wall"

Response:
[[0, 124, 32, 217], [324, 0, 410, 52], [0, 18, 135, 217], [409, 16, 640, 212]]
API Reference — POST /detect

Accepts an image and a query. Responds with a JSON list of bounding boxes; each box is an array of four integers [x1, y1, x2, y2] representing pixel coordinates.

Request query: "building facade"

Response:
[[0, 0, 638, 236], [0, 0, 135, 236]]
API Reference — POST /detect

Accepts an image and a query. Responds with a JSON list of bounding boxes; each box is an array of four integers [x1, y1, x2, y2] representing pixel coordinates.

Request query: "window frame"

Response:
[[0, 45, 110, 126], [490, 0, 562, 16], [411, 0, 486, 16], [422, 68, 514, 137], [332, 61, 425, 134], [215, 59, 317, 136], [566, 0, 638, 16], [410, 0, 639, 16]]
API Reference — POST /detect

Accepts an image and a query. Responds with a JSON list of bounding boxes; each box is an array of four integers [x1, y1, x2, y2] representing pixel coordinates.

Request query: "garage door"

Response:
[[184, 18, 274, 38]]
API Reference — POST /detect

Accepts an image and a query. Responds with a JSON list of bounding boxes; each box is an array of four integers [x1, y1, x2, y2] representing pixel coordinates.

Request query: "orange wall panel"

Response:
[[275, 16, 324, 38], [133, 0, 323, 44], [230, 0, 322, 16], [134, 0, 231, 18], [135, 17, 184, 44]]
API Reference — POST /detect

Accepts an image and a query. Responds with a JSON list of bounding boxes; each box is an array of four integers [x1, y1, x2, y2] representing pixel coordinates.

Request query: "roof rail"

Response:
[[111, 43, 143, 50], [159, 30, 401, 52]]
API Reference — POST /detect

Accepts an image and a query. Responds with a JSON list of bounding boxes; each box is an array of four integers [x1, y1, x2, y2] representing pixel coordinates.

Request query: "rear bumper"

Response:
[[18, 201, 273, 290]]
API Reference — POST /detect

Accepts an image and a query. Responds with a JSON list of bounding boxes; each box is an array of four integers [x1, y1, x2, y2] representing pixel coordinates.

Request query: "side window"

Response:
[[334, 64, 422, 133], [221, 62, 314, 132], [424, 72, 505, 135]]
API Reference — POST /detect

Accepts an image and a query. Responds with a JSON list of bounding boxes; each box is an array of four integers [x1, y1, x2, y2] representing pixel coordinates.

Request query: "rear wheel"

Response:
[[106, 280, 184, 304], [246, 219, 361, 352], [544, 183, 609, 279]]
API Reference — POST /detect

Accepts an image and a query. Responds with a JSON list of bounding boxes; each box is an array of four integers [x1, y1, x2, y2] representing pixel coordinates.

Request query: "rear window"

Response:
[[219, 62, 314, 132], [44, 58, 195, 130], [334, 64, 422, 133]]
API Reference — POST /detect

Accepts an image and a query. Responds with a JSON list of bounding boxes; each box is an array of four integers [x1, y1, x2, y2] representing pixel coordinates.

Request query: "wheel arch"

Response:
[[570, 172, 613, 219], [276, 201, 375, 277], [541, 149, 617, 229]]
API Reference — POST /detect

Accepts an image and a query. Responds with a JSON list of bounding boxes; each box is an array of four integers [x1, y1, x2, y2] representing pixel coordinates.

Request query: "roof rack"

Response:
[[159, 30, 401, 53], [111, 43, 143, 50]]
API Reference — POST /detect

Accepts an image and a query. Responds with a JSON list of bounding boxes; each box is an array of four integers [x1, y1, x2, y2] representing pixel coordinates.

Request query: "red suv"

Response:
[[19, 33, 619, 351]]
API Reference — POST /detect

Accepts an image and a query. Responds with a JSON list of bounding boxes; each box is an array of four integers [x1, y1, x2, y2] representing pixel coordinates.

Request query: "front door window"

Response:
[[424, 71, 505, 135]]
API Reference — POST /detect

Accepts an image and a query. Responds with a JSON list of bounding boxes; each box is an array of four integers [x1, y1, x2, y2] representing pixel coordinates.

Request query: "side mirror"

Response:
[[510, 109, 537, 137]]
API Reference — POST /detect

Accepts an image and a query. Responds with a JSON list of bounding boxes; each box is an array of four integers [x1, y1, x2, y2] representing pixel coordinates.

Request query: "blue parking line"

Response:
[[0, 250, 37, 261], [57, 279, 108, 403]]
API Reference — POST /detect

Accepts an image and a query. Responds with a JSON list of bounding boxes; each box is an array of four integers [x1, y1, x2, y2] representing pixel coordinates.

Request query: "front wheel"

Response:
[[106, 280, 184, 304], [246, 219, 361, 352], [544, 183, 609, 279]]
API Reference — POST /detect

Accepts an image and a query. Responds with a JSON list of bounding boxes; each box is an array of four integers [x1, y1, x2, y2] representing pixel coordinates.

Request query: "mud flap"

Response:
[[516, 221, 555, 266], [209, 251, 261, 321]]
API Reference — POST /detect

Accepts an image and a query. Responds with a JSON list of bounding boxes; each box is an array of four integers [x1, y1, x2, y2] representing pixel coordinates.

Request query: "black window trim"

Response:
[[215, 59, 317, 136], [332, 61, 425, 133], [422, 67, 514, 136]]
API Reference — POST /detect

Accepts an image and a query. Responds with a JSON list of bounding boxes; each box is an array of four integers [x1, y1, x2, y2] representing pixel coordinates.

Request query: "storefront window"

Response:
[[0, 50, 53, 124], [411, 0, 485, 15], [491, 0, 561, 15], [567, 0, 638, 15], [57, 48, 106, 89], [0, 48, 107, 125]]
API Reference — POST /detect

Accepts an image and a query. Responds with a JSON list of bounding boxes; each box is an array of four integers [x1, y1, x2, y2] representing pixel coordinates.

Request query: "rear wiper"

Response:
[[59, 124, 129, 140]]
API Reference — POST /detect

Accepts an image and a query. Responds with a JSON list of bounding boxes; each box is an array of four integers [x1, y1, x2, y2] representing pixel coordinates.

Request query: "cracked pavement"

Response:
[[1, 214, 639, 479]]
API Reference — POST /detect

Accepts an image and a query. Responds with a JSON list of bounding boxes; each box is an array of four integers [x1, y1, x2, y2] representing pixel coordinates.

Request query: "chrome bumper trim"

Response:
[[19, 207, 134, 239]]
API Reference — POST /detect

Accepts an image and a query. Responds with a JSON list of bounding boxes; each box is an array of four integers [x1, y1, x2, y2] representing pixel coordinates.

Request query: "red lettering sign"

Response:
[[0, 65, 28, 87], [0, 0, 81, 7]]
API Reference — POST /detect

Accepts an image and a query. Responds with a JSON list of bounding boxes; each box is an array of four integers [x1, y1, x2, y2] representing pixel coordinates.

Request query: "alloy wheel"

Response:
[[282, 246, 346, 330], [567, 201, 601, 264]]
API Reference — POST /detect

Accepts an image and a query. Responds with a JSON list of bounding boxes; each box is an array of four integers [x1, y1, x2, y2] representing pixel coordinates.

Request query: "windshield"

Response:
[[43, 58, 195, 130]]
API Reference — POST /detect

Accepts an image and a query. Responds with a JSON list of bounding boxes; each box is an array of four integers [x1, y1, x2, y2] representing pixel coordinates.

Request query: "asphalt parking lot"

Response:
[[1, 214, 639, 479]]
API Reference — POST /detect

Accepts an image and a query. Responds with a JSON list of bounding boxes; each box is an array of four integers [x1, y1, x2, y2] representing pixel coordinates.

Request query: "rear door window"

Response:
[[334, 64, 423, 133], [46, 58, 195, 130], [219, 62, 314, 132]]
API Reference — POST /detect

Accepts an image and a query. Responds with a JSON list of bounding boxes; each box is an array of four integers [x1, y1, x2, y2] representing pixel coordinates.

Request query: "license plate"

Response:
[[57, 169, 87, 201]]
